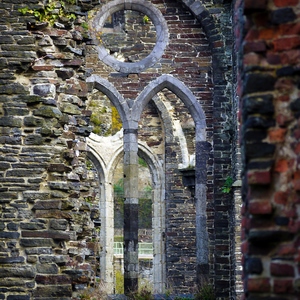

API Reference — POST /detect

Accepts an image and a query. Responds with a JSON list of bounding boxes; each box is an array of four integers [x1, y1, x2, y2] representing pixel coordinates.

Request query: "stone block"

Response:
[[0, 257, 24, 264], [7, 295, 30, 300], [24, 116, 44, 127], [20, 238, 53, 248], [0, 83, 26, 94], [6, 169, 45, 177], [0, 232, 20, 239], [32, 200, 61, 210], [0, 116, 22, 127], [62, 269, 89, 283], [33, 106, 62, 119], [21, 230, 71, 240], [24, 134, 44, 145], [49, 219, 68, 230], [32, 285, 72, 297], [0, 266, 35, 278], [36, 263, 59, 274], [35, 274, 71, 285], [60, 103, 81, 115], [0, 36, 14, 44], [35, 210, 72, 219]]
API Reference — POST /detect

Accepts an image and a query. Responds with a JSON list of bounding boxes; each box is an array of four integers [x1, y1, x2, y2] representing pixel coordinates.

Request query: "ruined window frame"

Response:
[[90, 0, 169, 73]]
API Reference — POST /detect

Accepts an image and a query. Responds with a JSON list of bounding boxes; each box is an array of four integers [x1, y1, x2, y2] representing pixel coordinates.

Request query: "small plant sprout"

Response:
[[221, 176, 233, 194]]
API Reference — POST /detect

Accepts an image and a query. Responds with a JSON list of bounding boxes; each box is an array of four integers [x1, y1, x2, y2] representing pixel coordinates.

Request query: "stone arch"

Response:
[[87, 143, 117, 294], [135, 75, 209, 281], [137, 143, 166, 293], [87, 132, 166, 293], [134, 75, 206, 137], [90, 0, 169, 73], [86, 75, 131, 128]]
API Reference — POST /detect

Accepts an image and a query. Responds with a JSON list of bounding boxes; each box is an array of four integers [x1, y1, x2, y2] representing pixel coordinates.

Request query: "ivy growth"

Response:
[[221, 176, 233, 194], [18, 0, 76, 26]]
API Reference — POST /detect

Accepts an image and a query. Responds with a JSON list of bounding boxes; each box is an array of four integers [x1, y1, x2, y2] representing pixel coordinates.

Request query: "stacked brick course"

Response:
[[0, 0, 237, 299], [238, 0, 300, 298]]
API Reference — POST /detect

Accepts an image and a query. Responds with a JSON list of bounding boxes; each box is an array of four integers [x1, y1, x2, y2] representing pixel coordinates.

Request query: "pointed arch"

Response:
[[134, 74, 206, 137], [86, 148, 114, 293], [86, 75, 132, 129], [134, 74, 210, 282]]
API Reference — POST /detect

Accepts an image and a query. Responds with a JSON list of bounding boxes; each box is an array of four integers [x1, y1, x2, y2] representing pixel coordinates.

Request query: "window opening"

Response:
[[90, 0, 168, 73], [102, 10, 155, 63], [87, 89, 122, 136], [113, 156, 153, 293]]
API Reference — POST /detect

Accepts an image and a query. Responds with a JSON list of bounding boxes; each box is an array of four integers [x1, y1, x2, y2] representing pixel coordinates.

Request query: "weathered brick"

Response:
[[271, 8, 297, 24], [247, 169, 271, 185], [247, 278, 270, 293], [245, 143, 276, 158], [249, 199, 272, 214], [274, 279, 294, 293], [245, 257, 263, 274], [271, 262, 295, 277], [268, 128, 287, 142], [273, 36, 300, 51], [243, 73, 276, 94], [274, 0, 299, 6], [274, 159, 289, 173], [244, 0, 268, 10]]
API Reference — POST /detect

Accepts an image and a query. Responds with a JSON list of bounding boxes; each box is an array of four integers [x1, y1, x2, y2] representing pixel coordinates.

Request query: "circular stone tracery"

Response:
[[91, 0, 169, 73]]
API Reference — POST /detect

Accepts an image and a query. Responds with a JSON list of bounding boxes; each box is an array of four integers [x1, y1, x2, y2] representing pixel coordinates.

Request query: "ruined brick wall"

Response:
[[237, 0, 300, 298], [0, 0, 237, 298]]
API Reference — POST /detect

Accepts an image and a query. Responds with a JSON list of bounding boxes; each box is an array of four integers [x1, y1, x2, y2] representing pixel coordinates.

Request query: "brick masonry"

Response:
[[0, 0, 238, 299], [236, 0, 300, 299]]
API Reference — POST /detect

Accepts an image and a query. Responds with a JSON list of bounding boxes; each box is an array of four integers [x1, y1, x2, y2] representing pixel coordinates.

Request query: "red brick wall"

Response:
[[238, 0, 300, 298]]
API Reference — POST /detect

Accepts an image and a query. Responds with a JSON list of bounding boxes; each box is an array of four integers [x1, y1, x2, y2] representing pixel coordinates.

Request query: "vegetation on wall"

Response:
[[111, 106, 123, 135], [87, 96, 123, 136], [221, 176, 233, 194], [18, 0, 77, 26]]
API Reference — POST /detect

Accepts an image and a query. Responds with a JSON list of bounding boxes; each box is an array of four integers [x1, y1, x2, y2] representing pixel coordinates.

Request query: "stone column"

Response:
[[123, 128, 139, 294], [195, 136, 210, 284]]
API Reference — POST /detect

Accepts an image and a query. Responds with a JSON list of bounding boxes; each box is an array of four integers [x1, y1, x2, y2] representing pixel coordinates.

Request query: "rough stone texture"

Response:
[[237, 0, 300, 299], [0, 0, 237, 299]]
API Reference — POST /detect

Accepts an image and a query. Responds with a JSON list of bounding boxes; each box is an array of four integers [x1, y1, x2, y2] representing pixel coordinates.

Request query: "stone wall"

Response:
[[237, 0, 300, 299], [0, 0, 237, 299], [0, 0, 101, 299]]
